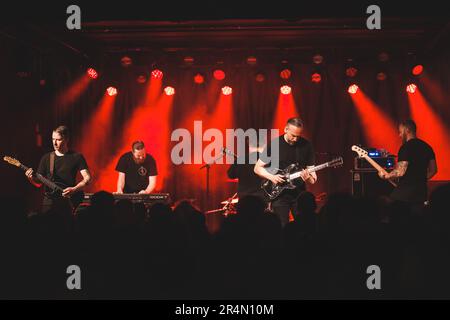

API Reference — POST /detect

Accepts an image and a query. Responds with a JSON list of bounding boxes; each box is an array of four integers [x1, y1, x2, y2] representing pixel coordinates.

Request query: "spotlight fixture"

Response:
[[136, 74, 147, 84], [280, 85, 292, 95], [280, 68, 291, 80], [183, 56, 194, 65], [87, 68, 98, 79], [412, 64, 424, 76], [348, 84, 359, 95], [406, 83, 417, 94], [246, 56, 257, 66], [194, 73, 205, 84], [164, 86, 175, 96], [345, 58, 358, 78], [377, 72, 387, 81], [221, 86, 232, 95], [106, 86, 118, 96], [312, 54, 324, 64], [255, 72, 265, 82], [120, 56, 133, 67], [346, 66, 358, 78], [311, 72, 322, 83], [213, 69, 226, 81], [151, 69, 164, 80]]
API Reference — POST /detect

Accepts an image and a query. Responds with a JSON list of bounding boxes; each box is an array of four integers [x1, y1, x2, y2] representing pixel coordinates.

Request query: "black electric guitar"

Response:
[[261, 157, 344, 200], [3, 156, 84, 209]]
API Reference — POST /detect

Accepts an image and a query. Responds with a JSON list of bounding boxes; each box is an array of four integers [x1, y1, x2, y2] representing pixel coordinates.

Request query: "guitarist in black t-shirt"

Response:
[[379, 119, 437, 211], [25, 125, 91, 215], [254, 118, 317, 227]]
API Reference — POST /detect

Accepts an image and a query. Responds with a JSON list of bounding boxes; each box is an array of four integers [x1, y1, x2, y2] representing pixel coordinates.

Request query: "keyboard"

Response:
[[82, 193, 170, 204]]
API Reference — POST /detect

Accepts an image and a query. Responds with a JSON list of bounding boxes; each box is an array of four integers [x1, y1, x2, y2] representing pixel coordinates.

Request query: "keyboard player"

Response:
[[115, 140, 158, 194]]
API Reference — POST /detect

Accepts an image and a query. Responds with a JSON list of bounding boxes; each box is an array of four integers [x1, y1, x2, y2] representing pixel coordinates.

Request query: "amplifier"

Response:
[[354, 156, 395, 170], [351, 170, 394, 197]]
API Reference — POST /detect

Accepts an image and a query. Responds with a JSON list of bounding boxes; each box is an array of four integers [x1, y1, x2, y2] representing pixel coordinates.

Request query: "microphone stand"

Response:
[[200, 148, 227, 211]]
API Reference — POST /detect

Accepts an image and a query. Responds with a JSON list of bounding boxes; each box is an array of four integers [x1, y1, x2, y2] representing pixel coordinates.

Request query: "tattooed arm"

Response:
[[384, 161, 408, 179]]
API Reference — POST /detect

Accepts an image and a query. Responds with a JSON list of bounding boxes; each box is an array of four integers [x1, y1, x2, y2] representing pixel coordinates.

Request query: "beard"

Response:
[[134, 157, 145, 164], [401, 135, 408, 144]]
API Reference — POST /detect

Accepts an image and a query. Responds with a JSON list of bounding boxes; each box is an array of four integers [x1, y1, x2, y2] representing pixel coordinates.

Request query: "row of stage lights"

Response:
[[87, 62, 424, 97]]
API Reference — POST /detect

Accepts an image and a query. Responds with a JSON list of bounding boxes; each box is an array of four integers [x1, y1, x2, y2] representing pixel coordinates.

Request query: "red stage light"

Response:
[[87, 68, 98, 79], [183, 56, 194, 65], [194, 73, 205, 84], [164, 86, 175, 96], [221, 86, 232, 95], [406, 83, 417, 94], [136, 75, 147, 84], [255, 73, 265, 82], [246, 56, 257, 65], [280, 85, 292, 95], [377, 72, 387, 81], [280, 69, 291, 79], [348, 84, 359, 94], [106, 86, 117, 96], [412, 64, 424, 76], [120, 56, 132, 67], [151, 69, 164, 80], [311, 73, 322, 83], [346, 67, 358, 78], [214, 69, 226, 81]]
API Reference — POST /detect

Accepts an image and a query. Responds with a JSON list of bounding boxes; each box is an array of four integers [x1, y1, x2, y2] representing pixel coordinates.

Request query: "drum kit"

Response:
[[204, 176, 328, 217], [205, 192, 239, 217]]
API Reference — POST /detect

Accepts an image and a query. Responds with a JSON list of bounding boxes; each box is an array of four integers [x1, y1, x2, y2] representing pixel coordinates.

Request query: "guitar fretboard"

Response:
[[289, 162, 330, 180], [18, 163, 62, 192]]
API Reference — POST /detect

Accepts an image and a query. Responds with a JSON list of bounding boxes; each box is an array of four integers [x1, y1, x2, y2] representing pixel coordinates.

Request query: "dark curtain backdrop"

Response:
[[2, 34, 450, 212]]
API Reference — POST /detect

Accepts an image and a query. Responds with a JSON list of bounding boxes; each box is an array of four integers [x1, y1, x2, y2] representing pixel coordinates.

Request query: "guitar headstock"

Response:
[[3, 156, 21, 168], [351, 145, 368, 158], [222, 147, 237, 158], [329, 157, 344, 168]]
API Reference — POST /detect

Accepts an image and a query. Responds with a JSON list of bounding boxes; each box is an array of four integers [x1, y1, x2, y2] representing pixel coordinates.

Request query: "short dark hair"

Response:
[[132, 140, 145, 151], [53, 125, 69, 139], [400, 119, 417, 134], [286, 117, 304, 128]]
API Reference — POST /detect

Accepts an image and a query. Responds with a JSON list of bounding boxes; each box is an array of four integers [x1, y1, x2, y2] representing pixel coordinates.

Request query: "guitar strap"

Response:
[[295, 144, 302, 168], [49, 151, 55, 179]]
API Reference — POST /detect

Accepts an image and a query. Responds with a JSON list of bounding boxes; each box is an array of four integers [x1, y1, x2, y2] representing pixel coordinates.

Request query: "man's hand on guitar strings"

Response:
[[62, 187, 77, 197], [299, 169, 312, 182], [25, 168, 34, 180], [269, 174, 285, 185], [378, 171, 389, 179]]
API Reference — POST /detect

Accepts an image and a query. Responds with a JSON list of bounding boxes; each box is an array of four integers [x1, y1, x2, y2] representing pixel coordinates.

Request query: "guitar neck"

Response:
[[289, 162, 330, 180], [35, 173, 63, 192], [17, 163, 62, 192], [362, 155, 388, 174]]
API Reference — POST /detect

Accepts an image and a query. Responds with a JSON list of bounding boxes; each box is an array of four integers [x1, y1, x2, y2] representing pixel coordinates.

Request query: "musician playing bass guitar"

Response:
[[25, 125, 91, 217], [378, 119, 437, 213], [254, 118, 317, 227]]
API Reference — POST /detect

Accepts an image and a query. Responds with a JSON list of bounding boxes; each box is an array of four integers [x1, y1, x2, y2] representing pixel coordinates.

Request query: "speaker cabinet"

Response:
[[351, 170, 395, 198]]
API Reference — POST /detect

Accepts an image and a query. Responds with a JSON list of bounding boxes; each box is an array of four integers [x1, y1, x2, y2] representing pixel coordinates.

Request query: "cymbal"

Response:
[[221, 198, 239, 204]]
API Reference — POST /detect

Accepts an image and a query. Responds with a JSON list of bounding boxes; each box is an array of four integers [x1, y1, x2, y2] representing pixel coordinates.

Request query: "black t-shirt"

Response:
[[115, 152, 158, 193], [37, 151, 89, 194], [391, 138, 435, 203], [261, 135, 315, 195], [227, 151, 264, 199]]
